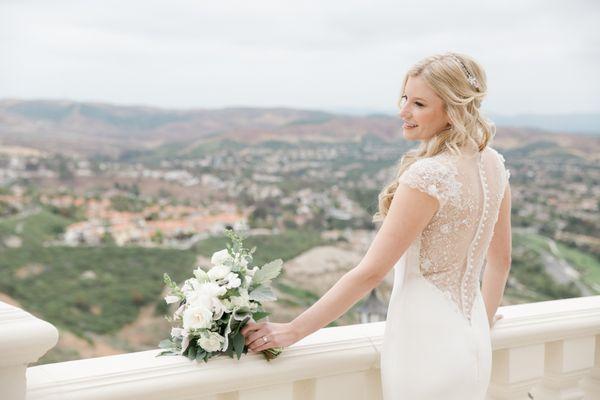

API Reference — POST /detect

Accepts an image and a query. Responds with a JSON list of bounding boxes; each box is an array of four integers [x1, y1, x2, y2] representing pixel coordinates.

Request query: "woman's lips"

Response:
[[403, 123, 418, 129]]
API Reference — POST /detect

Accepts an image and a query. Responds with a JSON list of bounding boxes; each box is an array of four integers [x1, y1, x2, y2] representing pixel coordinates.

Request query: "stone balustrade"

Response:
[[1, 295, 599, 400]]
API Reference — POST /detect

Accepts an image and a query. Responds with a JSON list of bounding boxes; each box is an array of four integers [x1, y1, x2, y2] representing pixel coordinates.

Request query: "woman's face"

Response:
[[398, 75, 450, 141]]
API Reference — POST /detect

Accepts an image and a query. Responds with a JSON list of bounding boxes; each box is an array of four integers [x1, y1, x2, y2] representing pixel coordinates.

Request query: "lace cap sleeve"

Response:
[[495, 149, 511, 185], [398, 157, 461, 208]]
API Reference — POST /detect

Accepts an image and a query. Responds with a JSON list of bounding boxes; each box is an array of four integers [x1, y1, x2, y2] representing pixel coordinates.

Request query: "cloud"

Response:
[[0, 0, 598, 113]]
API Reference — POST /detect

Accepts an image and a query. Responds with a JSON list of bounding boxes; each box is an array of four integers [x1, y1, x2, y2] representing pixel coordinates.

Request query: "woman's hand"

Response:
[[240, 321, 300, 353]]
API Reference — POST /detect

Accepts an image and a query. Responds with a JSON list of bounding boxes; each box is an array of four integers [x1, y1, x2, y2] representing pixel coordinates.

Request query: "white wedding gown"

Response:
[[380, 139, 511, 399]]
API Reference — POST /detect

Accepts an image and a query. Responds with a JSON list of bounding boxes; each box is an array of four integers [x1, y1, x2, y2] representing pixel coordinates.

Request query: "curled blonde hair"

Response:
[[372, 52, 495, 223]]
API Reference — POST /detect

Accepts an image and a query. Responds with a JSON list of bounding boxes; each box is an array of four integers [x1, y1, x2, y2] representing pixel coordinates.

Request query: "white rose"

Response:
[[164, 295, 180, 304], [182, 305, 213, 330], [207, 264, 231, 281], [197, 331, 225, 353], [186, 282, 226, 309], [211, 249, 234, 266], [186, 290, 211, 309], [201, 281, 227, 297], [225, 272, 241, 289]]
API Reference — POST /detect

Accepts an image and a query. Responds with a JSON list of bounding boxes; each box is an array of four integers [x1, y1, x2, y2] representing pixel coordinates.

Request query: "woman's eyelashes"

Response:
[[401, 96, 425, 108]]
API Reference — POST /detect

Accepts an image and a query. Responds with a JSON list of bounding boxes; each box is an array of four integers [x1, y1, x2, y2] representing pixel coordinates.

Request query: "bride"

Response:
[[241, 52, 511, 399]]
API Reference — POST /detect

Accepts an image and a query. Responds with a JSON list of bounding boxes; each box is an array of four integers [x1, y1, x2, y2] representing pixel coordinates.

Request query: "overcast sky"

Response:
[[1, 0, 598, 115]]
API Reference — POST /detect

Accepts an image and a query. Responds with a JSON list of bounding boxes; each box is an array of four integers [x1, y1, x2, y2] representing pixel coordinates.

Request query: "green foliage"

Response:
[[0, 215, 328, 354], [0, 208, 73, 244], [511, 233, 583, 299], [0, 200, 19, 217], [274, 281, 320, 306], [0, 245, 197, 336], [194, 229, 328, 267]]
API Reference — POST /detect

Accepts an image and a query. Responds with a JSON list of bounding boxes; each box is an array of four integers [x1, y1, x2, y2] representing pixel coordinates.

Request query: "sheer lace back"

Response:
[[398, 141, 510, 324]]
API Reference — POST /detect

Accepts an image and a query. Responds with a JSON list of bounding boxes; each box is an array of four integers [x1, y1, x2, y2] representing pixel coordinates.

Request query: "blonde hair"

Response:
[[372, 52, 495, 223]]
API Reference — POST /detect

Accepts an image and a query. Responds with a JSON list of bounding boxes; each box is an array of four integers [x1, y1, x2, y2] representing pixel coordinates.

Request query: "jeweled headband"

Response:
[[449, 54, 481, 91]]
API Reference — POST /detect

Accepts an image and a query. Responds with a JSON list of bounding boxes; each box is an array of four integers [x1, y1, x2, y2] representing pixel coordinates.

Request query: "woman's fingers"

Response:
[[240, 322, 261, 336], [245, 327, 269, 347]]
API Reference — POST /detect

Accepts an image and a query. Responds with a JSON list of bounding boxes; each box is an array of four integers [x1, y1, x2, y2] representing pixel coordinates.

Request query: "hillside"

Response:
[[0, 99, 598, 365]]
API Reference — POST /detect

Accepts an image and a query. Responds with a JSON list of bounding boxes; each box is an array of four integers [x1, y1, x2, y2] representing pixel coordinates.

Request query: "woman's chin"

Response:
[[402, 129, 416, 140]]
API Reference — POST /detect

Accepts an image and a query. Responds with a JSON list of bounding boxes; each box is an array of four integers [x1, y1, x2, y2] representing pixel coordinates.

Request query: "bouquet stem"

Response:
[[262, 347, 284, 361]]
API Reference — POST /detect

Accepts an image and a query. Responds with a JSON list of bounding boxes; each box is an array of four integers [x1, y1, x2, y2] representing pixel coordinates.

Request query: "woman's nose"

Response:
[[399, 105, 410, 120]]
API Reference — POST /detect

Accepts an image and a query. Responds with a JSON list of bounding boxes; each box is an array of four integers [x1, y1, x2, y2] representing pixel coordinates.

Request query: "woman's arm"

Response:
[[289, 183, 438, 341], [242, 183, 438, 350], [482, 183, 512, 327]]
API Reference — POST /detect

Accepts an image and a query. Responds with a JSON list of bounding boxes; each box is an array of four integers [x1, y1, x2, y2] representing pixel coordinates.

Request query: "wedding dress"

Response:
[[380, 139, 511, 399]]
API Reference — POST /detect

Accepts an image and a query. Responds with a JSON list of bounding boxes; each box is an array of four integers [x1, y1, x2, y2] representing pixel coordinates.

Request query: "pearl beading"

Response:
[[398, 149, 508, 327], [460, 152, 489, 324]]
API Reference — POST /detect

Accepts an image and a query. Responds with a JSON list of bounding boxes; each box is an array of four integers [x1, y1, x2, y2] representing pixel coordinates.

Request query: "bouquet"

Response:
[[158, 229, 284, 362]]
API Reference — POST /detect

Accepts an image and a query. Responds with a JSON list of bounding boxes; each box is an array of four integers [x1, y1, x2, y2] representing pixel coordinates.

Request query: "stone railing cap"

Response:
[[0, 301, 59, 367]]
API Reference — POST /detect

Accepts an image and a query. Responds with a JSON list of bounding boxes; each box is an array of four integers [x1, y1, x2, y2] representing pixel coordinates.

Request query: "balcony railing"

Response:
[[2, 295, 600, 400]]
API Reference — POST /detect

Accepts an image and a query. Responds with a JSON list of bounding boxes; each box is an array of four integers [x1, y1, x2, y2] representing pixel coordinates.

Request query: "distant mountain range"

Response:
[[489, 113, 600, 136], [0, 99, 598, 158], [325, 107, 600, 136]]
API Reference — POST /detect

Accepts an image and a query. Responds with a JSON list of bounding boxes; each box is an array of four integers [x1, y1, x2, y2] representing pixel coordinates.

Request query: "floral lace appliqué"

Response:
[[398, 157, 462, 209]]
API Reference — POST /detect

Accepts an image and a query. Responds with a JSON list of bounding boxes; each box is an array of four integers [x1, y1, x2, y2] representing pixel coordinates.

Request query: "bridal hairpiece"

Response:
[[450, 54, 481, 91]]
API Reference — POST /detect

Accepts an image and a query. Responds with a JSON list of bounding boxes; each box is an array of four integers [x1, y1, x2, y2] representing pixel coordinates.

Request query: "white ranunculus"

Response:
[[164, 295, 180, 304], [182, 305, 213, 330], [211, 249, 233, 266], [197, 331, 225, 353], [225, 272, 241, 289], [247, 266, 258, 277], [207, 264, 231, 281]]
